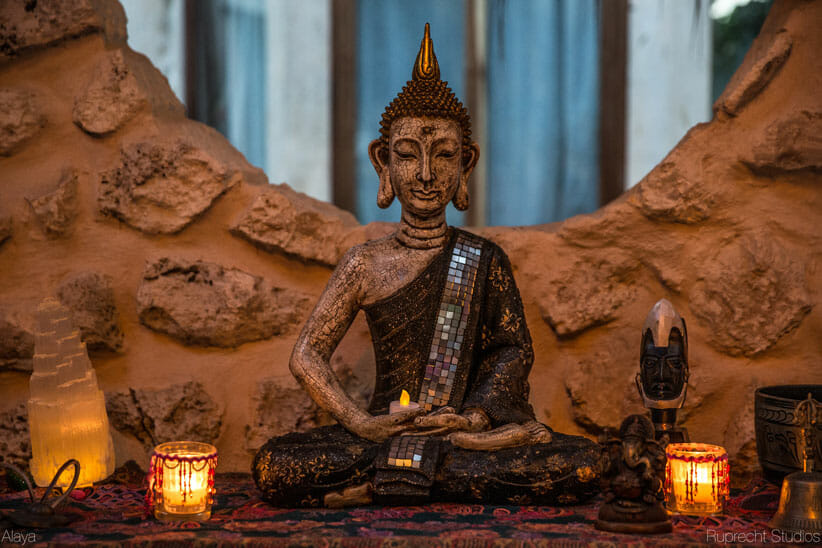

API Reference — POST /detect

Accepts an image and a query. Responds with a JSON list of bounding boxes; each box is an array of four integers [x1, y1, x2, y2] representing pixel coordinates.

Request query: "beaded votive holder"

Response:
[[665, 442, 729, 515], [147, 441, 218, 521]]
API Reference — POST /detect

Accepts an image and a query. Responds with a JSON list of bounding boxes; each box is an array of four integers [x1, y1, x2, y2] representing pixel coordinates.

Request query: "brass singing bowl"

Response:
[[755, 385, 822, 483]]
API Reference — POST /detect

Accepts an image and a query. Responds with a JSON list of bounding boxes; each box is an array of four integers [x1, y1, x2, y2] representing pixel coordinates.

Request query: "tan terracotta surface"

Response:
[[0, 0, 820, 486]]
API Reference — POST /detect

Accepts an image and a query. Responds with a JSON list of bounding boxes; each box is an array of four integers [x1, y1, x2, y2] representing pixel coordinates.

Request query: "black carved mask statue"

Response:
[[636, 299, 689, 409]]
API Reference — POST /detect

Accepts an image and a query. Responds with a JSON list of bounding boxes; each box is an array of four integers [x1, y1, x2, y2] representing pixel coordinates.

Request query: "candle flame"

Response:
[[400, 390, 410, 406]]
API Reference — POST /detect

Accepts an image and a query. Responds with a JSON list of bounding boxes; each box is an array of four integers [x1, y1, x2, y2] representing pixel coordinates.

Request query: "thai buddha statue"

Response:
[[635, 299, 690, 443], [252, 24, 600, 507]]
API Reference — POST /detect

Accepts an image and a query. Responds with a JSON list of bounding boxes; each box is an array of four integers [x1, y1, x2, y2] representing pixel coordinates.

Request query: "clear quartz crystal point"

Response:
[[28, 298, 115, 487]]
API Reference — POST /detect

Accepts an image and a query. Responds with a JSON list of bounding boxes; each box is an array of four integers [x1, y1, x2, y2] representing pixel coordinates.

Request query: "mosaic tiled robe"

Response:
[[364, 229, 535, 425], [253, 229, 600, 506]]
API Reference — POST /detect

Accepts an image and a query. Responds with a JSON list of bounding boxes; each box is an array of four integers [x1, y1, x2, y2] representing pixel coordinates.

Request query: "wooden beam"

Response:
[[464, 0, 487, 227], [184, 0, 200, 120], [598, 0, 628, 205], [331, 0, 358, 215]]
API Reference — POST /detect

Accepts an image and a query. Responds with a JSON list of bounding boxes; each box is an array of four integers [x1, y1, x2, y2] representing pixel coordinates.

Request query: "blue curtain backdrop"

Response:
[[194, 0, 600, 227], [486, 0, 600, 225], [221, 0, 266, 170], [356, 0, 467, 226], [190, 0, 267, 171]]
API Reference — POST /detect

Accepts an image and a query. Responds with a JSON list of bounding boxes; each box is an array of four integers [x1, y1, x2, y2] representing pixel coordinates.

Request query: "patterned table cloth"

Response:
[[0, 473, 795, 547]]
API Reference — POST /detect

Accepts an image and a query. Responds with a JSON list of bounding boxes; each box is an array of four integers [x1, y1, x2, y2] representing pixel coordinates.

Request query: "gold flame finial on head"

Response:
[[412, 23, 440, 81], [400, 389, 411, 406], [379, 22, 471, 148]]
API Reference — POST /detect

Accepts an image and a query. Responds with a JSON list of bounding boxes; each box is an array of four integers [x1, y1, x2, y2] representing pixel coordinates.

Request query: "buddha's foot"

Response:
[[323, 481, 373, 508], [448, 421, 552, 451]]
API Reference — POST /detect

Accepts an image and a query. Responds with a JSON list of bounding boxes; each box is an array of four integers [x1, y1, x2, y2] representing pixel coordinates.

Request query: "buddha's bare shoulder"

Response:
[[335, 233, 441, 305], [333, 233, 400, 278]]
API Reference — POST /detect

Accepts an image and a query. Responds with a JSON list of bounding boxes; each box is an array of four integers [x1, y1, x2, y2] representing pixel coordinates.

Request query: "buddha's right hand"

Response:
[[348, 408, 427, 443]]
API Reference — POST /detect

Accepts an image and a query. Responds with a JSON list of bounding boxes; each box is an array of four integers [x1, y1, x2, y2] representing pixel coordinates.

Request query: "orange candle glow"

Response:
[[147, 441, 218, 521], [665, 443, 729, 515]]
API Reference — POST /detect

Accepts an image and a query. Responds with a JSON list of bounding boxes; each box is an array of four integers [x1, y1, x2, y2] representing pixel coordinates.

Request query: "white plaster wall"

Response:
[[264, 0, 332, 202], [120, 0, 186, 103], [625, 0, 712, 187]]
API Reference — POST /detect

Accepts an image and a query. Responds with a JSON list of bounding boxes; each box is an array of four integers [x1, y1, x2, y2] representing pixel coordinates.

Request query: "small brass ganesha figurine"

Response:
[[596, 415, 672, 534], [252, 24, 600, 507]]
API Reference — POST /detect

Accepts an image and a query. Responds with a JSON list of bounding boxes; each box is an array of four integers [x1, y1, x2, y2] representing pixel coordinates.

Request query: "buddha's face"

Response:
[[639, 328, 687, 402], [369, 116, 478, 216], [388, 117, 462, 216]]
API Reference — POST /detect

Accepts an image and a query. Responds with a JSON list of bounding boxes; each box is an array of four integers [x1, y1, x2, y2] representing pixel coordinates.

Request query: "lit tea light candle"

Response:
[[147, 441, 218, 521], [389, 389, 421, 414], [665, 443, 729, 515]]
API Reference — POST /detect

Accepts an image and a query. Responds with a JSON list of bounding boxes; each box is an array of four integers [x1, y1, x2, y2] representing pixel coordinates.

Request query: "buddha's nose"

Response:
[[416, 155, 434, 185]]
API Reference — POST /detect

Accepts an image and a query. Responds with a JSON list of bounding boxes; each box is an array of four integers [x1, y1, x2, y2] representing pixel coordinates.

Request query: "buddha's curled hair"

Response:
[[379, 23, 472, 149]]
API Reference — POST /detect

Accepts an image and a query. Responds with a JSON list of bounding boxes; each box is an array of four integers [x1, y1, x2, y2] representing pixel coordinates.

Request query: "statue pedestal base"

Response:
[[595, 501, 672, 535]]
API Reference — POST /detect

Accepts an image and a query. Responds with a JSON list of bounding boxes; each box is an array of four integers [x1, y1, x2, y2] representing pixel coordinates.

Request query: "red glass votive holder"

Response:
[[147, 441, 218, 521], [665, 442, 729, 515]]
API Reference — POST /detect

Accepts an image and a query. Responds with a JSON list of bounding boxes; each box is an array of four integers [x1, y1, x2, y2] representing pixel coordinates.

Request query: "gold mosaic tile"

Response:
[[387, 436, 425, 469]]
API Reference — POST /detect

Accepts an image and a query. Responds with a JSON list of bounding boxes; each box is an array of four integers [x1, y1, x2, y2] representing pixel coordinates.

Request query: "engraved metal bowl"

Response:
[[755, 385, 822, 483]]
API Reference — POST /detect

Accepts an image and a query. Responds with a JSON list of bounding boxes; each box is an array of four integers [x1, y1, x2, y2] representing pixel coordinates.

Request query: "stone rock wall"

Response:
[[27, 170, 79, 237], [73, 49, 146, 135], [0, 313, 33, 371], [57, 270, 123, 353], [0, 88, 45, 156], [231, 183, 360, 266], [0, 0, 820, 487], [0, 403, 30, 468], [136, 257, 309, 347], [106, 382, 222, 450]]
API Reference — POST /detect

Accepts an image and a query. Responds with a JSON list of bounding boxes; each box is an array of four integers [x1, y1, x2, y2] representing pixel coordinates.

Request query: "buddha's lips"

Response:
[[411, 189, 440, 200]]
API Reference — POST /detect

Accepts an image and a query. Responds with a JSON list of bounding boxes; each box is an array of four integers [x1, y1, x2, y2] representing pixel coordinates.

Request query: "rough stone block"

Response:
[[0, 313, 33, 372], [106, 381, 222, 449], [564, 350, 644, 435], [27, 170, 78, 237], [73, 49, 147, 135], [0, 0, 126, 62], [245, 365, 370, 452], [691, 232, 811, 356], [57, 271, 123, 353], [635, 160, 714, 224], [715, 31, 792, 117], [538, 254, 639, 338], [136, 257, 310, 347], [231, 183, 359, 266], [0, 88, 45, 156], [743, 110, 822, 174], [0, 403, 30, 468], [98, 140, 240, 234]]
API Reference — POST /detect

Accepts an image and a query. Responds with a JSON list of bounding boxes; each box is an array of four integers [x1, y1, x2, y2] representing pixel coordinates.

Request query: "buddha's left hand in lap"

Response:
[[411, 407, 490, 436], [448, 421, 553, 451]]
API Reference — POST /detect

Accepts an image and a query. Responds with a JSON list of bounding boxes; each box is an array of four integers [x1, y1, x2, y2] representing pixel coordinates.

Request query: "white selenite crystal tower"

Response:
[[28, 298, 115, 487]]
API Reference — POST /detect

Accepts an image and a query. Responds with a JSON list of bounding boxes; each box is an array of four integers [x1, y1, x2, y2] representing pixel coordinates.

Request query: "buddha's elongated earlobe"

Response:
[[453, 180, 469, 211], [454, 142, 479, 211], [369, 139, 394, 208], [377, 171, 395, 208]]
